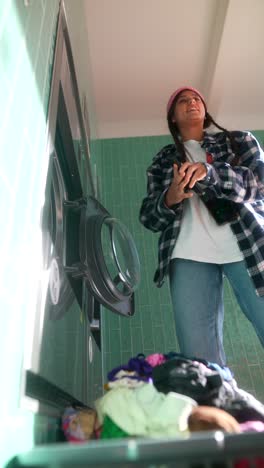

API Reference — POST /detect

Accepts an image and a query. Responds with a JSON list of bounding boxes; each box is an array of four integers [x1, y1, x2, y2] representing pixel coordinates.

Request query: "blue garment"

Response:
[[139, 131, 264, 296], [207, 362, 233, 382], [169, 258, 264, 366]]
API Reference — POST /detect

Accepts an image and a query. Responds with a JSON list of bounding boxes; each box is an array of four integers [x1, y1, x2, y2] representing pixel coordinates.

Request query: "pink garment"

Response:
[[240, 420, 264, 432], [145, 353, 166, 367]]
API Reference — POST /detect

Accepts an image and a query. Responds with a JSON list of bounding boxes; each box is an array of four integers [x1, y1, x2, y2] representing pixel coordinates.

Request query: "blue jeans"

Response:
[[169, 259, 264, 366]]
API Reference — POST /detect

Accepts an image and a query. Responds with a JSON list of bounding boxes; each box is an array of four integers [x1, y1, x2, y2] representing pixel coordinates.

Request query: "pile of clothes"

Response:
[[62, 352, 264, 443]]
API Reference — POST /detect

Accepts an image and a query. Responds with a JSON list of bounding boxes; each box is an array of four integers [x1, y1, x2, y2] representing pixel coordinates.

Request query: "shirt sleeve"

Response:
[[139, 153, 182, 233], [197, 132, 264, 203]]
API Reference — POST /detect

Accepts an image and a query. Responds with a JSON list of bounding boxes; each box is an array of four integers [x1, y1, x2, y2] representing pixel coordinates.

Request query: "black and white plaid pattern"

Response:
[[139, 131, 264, 296]]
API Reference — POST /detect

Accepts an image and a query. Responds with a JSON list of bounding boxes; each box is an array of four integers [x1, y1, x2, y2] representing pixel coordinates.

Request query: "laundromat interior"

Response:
[[1, 1, 264, 467]]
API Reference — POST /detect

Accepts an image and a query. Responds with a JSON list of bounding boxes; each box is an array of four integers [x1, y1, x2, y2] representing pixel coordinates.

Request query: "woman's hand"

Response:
[[165, 163, 194, 207], [165, 161, 208, 208], [188, 406, 241, 433], [180, 161, 207, 189]]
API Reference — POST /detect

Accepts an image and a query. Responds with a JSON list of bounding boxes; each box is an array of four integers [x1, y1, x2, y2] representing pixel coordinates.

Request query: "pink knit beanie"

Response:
[[167, 86, 207, 114]]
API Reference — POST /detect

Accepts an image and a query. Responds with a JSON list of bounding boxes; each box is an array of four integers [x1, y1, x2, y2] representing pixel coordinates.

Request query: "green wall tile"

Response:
[[252, 130, 264, 147], [153, 325, 166, 354], [0, 8, 24, 81], [131, 327, 144, 355], [140, 306, 155, 351], [121, 351, 134, 365], [0, 1, 60, 466], [103, 353, 112, 381], [108, 329, 122, 370], [120, 317, 132, 351], [25, 1, 44, 67]]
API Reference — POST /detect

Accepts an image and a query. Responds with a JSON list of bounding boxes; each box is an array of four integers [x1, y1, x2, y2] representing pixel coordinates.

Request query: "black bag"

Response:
[[198, 192, 238, 225]]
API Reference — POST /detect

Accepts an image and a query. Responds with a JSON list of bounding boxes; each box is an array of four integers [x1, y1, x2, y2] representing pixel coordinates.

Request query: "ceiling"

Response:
[[83, 0, 264, 139]]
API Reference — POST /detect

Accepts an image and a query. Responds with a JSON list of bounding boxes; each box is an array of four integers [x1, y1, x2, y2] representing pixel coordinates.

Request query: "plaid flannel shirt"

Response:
[[139, 131, 264, 296]]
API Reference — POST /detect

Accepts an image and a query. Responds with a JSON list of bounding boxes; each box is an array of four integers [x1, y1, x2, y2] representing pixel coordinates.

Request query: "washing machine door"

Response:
[[79, 196, 140, 317]]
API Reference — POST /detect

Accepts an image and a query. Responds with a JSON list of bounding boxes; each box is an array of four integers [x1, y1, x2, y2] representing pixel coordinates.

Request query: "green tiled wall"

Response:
[[0, 2, 59, 466], [99, 132, 264, 402], [99, 136, 178, 381]]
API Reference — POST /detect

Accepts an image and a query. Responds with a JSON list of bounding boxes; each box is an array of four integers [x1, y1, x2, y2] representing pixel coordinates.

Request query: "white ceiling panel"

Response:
[[81, 0, 264, 138]]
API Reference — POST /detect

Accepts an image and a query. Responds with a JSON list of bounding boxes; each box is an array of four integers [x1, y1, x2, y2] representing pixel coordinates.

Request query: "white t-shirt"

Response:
[[171, 140, 243, 263]]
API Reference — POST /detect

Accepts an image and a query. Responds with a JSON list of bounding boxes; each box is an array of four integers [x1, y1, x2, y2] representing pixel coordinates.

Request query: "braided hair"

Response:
[[167, 97, 239, 163]]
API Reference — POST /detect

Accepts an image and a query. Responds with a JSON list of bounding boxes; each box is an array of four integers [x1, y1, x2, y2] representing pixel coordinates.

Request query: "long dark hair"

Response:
[[167, 96, 238, 163]]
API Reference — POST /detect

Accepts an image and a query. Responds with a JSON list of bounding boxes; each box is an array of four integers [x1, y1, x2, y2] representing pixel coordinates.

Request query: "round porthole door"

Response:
[[79, 196, 140, 317]]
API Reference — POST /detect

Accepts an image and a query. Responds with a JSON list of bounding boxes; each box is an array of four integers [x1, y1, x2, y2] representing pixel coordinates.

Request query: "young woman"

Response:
[[139, 86, 264, 366]]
